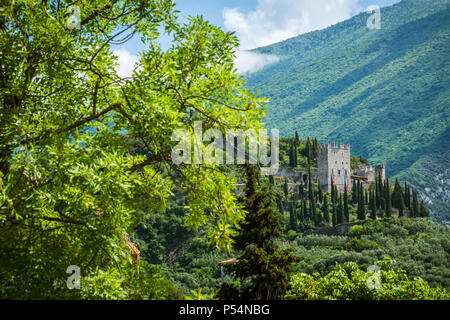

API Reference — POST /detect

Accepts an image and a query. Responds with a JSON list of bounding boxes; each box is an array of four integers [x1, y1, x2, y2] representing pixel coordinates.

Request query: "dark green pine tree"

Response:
[[312, 138, 318, 159], [398, 192, 405, 217], [332, 203, 337, 226], [357, 183, 366, 220], [294, 144, 298, 167], [318, 184, 323, 203], [377, 173, 384, 209], [289, 200, 297, 231], [306, 137, 312, 166], [226, 164, 300, 300], [385, 177, 392, 218], [392, 178, 403, 209], [331, 176, 336, 204], [295, 131, 299, 145], [419, 200, 430, 217], [298, 182, 304, 200], [288, 142, 294, 168], [370, 189, 377, 219], [283, 178, 289, 199], [322, 195, 330, 224], [375, 176, 380, 209], [364, 189, 368, 205], [308, 172, 314, 204], [404, 182, 410, 209], [298, 199, 304, 222], [352, 180, 358, 205], [344, 188, 350, 223], [337, 195, 343, 224], [412, 189, 419, 218], [312, 199, 319, 226], [303, 199, 308, 220]]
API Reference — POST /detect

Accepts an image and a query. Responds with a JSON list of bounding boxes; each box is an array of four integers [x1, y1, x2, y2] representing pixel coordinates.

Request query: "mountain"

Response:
[[244, 0, 450, 224]]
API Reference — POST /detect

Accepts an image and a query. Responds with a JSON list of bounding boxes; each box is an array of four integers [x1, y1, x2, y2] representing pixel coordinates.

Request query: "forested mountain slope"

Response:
[[244, 0, 450, 223]]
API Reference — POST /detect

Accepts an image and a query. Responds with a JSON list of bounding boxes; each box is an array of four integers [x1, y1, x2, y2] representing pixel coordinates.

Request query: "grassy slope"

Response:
[[244, 0, 450, 224]]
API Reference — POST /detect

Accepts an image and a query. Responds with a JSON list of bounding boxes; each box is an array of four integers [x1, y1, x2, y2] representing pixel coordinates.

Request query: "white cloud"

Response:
[[113, 49, 139, 78], [234, 51, 280, 75], [223, 0, 360, 50]]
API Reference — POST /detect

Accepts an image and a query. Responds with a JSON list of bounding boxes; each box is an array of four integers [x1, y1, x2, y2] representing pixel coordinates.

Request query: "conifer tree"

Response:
[[357, 184, 366, 220], [303, 199, 308, 220], [283, 178, 289, 199], [298, 182, 304, 200], [392, 178, 404, 209], [332, 203, 337, 226], [370, 190, 377, 219], [322, 195, 330, 224], [404, 183, 411, 209], [385, 177, 392, 218], [337, 195, 343, 224], [227, 164, 300, 300], [352, 180, 358, 205], [331, 176, 336, 204], [398, 193, 405, 217], [289, 200, 297, 231], [318, 184, 323, 203], [412, 190, 419, 218], [344, 188, 350, 223], [306, 137, 312, 165], [419, 200, 430, 217]]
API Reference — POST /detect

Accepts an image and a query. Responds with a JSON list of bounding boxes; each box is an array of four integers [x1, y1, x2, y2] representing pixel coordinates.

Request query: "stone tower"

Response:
[[317, 143, 352, 193], [375, 165, 386, 182]]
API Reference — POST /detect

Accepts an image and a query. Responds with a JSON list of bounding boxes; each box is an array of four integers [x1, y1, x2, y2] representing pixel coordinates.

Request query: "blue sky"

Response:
[[114, 0, 401, 76]]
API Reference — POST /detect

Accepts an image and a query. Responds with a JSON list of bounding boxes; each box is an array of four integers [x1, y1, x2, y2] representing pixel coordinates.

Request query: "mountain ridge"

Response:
[[243, 0, 450, 223]]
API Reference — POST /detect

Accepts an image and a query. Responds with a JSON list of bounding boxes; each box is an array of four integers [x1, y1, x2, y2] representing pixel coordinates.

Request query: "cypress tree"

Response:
[[370, 189, 377, 219], [294, 143, 298, 167], [227, 164, 300, 300], [412, 190, 419, 218], [331, 176, 335, 204], [406, 184, 411, 210], [398, 192, 405, 217], [419, 200, 430, 217], [298, 182, 304, 200], [337, 195, 343, 224], [289, 200, 297, 231], [303, 199, 308, 220], [332, 203, 337, 226], [357, 184, 366, 220], [308, 172, 314, 204], [318, 184, 323, 203], [283, 178, 289, 199], [306, 137, 312, 165], [344, 188, 349, 223], [385, 177, 392, 218], [322, 195, 330, 224], [392, 178, 403, 209], [352, 180, 357, 205], [289, 142, 296, 168], [276, 194, 284, 214]]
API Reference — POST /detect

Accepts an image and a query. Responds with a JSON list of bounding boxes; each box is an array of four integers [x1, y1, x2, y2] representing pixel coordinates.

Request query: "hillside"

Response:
[[244, 0, 450, 224]]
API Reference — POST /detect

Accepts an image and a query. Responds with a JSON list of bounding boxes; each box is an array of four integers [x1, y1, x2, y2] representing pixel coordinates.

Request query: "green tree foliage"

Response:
[[0, 0, 266, 298], [385, 178, 392, 218], [285, 258, 449, 300], [322, 195, 330, 225], [225, 165, 299, 300]]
